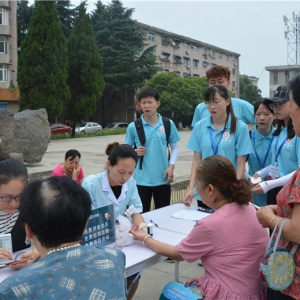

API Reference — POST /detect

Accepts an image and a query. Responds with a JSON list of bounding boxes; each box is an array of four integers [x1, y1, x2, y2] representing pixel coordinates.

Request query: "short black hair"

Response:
[[106, 143, 138, 167], [0, 157, 28, 187], [65, 149, 81, 160], [19, 176, 91, 248], [138, 87, 160, 102], [254, 98, 274, 116]]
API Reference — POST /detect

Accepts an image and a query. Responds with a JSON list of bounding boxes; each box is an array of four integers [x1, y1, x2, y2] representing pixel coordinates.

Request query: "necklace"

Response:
[[47, 243, 80, 256]]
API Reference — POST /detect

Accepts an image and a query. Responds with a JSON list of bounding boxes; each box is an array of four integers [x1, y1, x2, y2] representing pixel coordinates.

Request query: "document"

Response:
[[172, 209, 210, 221]]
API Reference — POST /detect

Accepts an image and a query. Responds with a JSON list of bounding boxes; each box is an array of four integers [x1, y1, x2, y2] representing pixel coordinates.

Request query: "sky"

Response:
[[73, 1, 299, 97]]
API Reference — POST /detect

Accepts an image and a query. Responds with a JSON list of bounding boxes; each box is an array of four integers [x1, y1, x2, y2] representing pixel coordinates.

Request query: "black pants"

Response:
[[267, 186, 283, 205], [137, 184, 171, 213], [267, 288, 294, 300]]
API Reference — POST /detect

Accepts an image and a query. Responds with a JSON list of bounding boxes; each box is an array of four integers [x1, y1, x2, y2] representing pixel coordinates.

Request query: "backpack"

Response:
[[134, 117, 171, 170]]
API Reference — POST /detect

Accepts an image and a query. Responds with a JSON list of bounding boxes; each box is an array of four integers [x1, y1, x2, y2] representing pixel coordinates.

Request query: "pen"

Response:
[[249, 202, 260, 210], [187, 194, 197, 203], [150, 220, 159, 227]]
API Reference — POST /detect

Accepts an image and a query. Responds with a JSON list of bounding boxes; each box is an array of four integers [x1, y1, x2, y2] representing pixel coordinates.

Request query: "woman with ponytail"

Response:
[[131, 155, 268, 300]]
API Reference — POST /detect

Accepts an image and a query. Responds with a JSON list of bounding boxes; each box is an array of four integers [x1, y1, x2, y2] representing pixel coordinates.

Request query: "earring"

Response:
[[25, 236, 32, 246]]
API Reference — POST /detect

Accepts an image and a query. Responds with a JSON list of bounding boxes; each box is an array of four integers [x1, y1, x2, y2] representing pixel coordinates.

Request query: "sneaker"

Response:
[[165, 257, 175, 263], [197, 259, 202, 266]]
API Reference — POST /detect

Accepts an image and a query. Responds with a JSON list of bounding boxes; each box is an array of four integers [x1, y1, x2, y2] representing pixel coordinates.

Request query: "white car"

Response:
[[75, 122, 102, 134]]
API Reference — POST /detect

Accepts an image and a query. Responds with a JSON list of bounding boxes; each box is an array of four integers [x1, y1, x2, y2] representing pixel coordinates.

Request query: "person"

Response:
[[251, 84, 300, 206], [0, 157, 40, 269], [245, 98, 276, 207], [51, 149, 84, 184], [256, 73, 300, 299], [82, 142, 145, 300], [183, 85, 252, 207], [131, 155, 268, 299], [125, 87, 181, 213], [0, 176, 126, 299], [191, 65, 255, 126]]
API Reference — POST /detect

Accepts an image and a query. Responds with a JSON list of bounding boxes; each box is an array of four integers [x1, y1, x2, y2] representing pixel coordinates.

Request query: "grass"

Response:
[[51, 128, 127, 140]]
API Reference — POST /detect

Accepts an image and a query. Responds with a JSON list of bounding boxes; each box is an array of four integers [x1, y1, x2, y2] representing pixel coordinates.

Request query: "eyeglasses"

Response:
[[0, 196, 20, 203], [205, 101, 220, 107], [271, 101, 289, 110]]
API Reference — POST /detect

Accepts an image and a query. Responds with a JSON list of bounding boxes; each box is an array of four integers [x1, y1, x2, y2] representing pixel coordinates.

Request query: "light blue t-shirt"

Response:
[[82, 170, 143, 218], [248, 126, 275, 206], [191, 98, 255, 127], [125, 114, 181, 186], [270, 127, 300, 178]]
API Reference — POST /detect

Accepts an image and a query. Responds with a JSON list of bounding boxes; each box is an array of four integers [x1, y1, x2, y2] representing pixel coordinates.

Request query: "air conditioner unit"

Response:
[[160, 55, 165, 59], [171, 42, 176, 46], [187, 65, 190, 69], [203, 54, 207, 59], [186, 50, 190, 54], [232, 87, 235, 90]]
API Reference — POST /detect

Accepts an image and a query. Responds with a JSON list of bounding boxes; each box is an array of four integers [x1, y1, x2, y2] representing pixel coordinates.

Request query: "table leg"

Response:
[[175, 261, 179, 281]]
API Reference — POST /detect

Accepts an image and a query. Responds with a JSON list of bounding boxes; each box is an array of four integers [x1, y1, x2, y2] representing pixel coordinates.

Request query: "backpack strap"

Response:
[[162, 117, 171, 160], [134, 119, 145, 170]]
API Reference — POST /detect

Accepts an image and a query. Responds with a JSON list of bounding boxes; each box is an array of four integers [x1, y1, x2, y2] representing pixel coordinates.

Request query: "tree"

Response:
[[239, 75, 262, 105], [17, 0, 33, 55], [140, 73, 204, 125], [91, 0, 160, 121], [55, 0, 75, 38], [18, 1, 70, 120], [66, 3, 105, 137]]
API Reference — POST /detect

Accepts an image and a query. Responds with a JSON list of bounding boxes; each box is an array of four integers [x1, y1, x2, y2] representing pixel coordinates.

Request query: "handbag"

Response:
[[260, 219, 298, 291]]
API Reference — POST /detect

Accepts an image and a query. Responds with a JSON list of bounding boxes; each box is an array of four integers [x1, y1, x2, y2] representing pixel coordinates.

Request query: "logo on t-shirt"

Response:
[[223, 132, 230, 139], [159, 126, 165, 132]]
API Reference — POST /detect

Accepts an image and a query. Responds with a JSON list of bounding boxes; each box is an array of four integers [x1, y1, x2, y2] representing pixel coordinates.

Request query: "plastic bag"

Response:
[[115, 215, 134, 246]]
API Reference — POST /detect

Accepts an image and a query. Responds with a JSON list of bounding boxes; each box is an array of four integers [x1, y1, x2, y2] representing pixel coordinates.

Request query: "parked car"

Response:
[[50, 123, 72, 135], [105, 122, 128, 130], [75, 122, 102, 134]]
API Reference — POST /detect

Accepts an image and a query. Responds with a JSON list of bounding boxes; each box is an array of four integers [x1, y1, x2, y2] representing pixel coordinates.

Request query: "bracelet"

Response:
[[143, 235, 152, 247], [269, 216, 276, 229]]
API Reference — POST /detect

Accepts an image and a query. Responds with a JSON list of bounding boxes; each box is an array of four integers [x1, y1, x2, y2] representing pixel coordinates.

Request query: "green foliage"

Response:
[[51, 128, 126, 140], [17, 1, 70, 120], [139, 73, 204, 124], [55, 0, 75, 38], [17, 0, 33, 55], [66, 3, 105, 137], [239, 75, 262, 105]]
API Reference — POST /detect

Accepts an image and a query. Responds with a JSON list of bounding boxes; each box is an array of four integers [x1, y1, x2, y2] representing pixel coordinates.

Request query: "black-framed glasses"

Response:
[[0, 195, 20, 203], [271, 100, 289, 110]]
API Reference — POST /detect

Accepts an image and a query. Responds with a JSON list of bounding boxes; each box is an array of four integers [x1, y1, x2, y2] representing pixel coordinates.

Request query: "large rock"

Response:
[[0, 108, 50, 163]]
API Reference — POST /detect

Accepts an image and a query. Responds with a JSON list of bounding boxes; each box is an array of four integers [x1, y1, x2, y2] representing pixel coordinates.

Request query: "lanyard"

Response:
[[209, 127, 226, 155], [251, 130, 274, 169], [275, 136, 288, 163]]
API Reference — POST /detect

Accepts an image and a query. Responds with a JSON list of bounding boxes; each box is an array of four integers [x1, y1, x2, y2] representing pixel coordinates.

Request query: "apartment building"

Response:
[[138, 22, 241, 98], [0, 1, 18, 113], [265, 65, 300, 97]]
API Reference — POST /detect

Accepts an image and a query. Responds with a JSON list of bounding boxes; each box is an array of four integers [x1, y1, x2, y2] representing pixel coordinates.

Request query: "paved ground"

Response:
[[25, 130, 203, 299]]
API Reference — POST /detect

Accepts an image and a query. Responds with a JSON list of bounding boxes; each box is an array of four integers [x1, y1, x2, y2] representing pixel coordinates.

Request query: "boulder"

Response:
[[0, 108, 50, 163]]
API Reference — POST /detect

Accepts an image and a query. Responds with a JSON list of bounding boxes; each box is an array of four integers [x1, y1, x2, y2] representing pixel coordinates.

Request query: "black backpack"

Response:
[[134, 117, 171, 170]]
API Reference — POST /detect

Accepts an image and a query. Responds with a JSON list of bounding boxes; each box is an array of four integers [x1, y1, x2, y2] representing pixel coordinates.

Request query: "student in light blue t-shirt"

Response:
[[245, 98, 276, 207], [183, 85, 252, 207], [191, 65, 255, 126], [252, 85, 300, 206]]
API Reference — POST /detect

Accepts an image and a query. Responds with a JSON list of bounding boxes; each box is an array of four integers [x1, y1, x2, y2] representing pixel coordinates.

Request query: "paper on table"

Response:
[[172, 209, 210, 221]]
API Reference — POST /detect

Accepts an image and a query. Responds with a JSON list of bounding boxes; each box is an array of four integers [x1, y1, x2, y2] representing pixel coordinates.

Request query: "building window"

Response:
[[183, 72, 190, 78], [202, 48, 207, 54], [273, 71, 278, 84], [0, 36, 8, 53], [148, 32, 155, 41], [193, 45, 198, 53], [183, 43, 189, 50], [202, 61, 209, 69], [232, 68, 235, 76], [232, 81, 236, 90], [0, 8, 8, 26], [161, 35, 170, 45], [285, 71, 290, 82], [163, 69, 169, 73], [232, 56, 236, 63], [193, 73, 199, 77], [173, 70, 180, 75], [0, 64, 8, 81], [226, 55, 229, 61], [183, 57, 189, 66], [218, 53, 222, 59], [210, 49, 215, 58], [193, 59, 198, 68]]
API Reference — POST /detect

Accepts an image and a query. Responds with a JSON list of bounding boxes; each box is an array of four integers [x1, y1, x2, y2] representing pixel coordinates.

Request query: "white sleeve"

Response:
[[256, 165, 271, 178], [169, 143, 178, 165], [258, 170, 297, 193]]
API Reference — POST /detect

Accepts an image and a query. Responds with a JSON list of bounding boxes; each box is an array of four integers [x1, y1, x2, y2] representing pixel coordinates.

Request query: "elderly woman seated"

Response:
[[0, 176, 126, 299]]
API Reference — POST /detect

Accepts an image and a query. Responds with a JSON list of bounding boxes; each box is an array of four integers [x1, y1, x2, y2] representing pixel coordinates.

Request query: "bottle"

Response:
[[147, 223, 155, 236], [125, 205, 136, 218]]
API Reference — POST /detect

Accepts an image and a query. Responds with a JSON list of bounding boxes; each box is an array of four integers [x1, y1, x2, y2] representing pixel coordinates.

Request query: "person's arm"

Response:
[[236, 155, 246, 179], [255, 165, 271, 179], [130, 228, 183, 261], [183, 152, 201, 206], [131, 213, 144, 226], [164, 143, 178, 185], [257, 204, 300, 244]]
